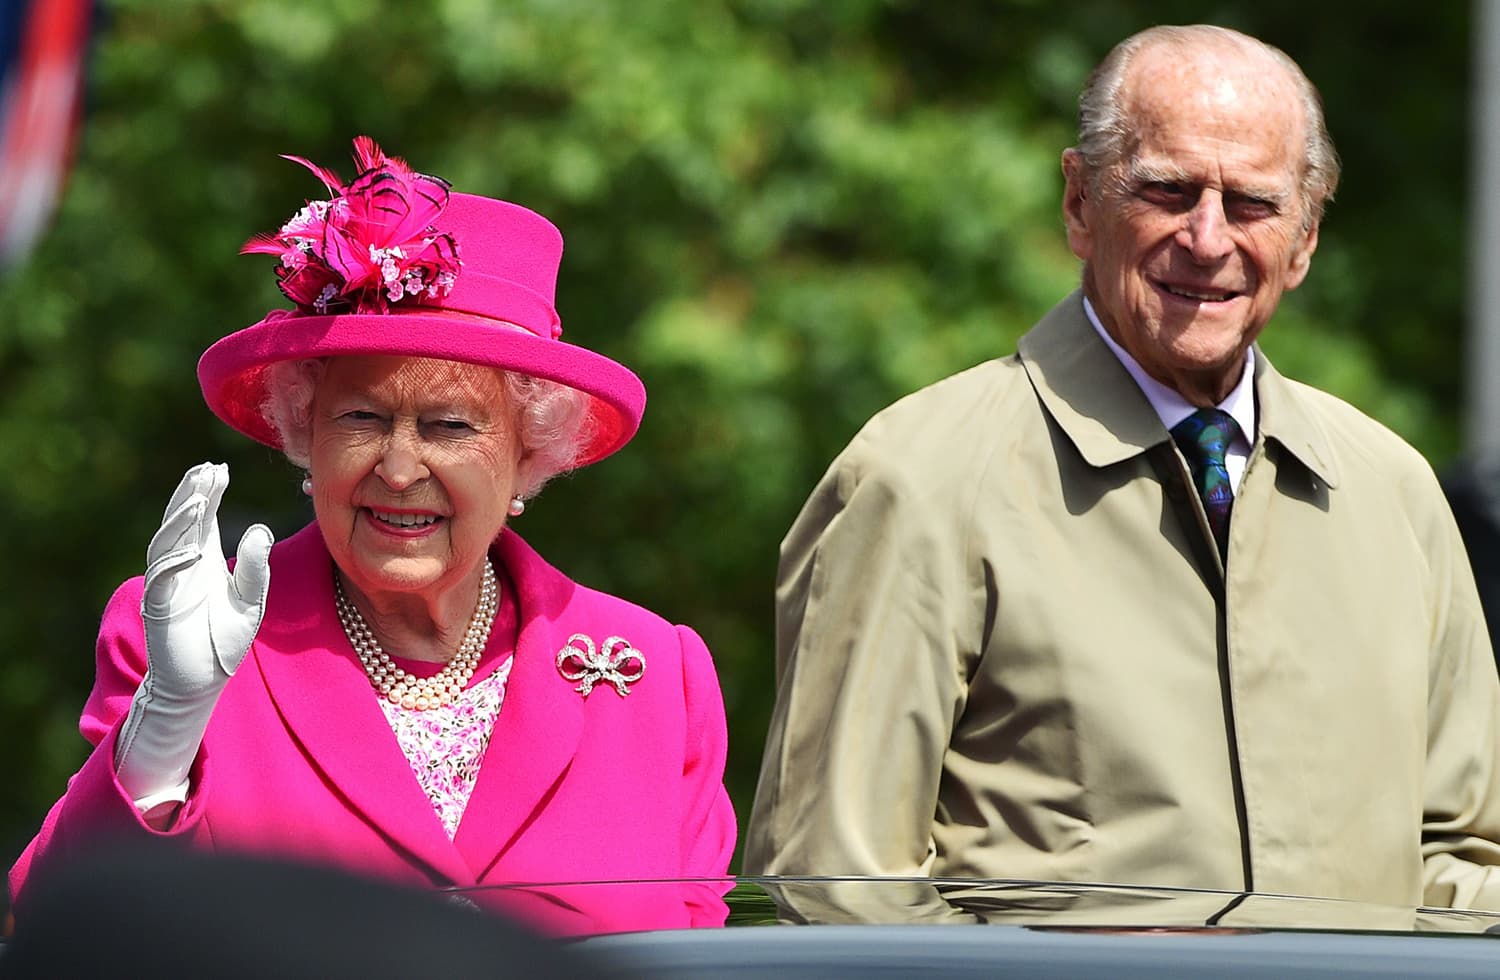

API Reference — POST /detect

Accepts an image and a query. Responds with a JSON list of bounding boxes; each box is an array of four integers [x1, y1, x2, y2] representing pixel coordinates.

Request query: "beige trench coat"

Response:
[[747, 292, 1500, 914]]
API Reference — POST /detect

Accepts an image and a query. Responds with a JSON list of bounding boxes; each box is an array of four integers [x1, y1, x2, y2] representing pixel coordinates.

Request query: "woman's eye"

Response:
[[341, 410, 381, 422], [434, 419, 474, 432]]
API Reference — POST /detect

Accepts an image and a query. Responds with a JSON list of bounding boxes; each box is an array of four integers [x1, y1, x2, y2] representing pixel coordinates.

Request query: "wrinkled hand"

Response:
[[141, 462, 273, 694], [116, 462, 273, 804]]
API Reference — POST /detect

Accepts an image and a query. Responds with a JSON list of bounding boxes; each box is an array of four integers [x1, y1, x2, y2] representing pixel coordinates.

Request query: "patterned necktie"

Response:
[[1171, 408, 1241, 559]]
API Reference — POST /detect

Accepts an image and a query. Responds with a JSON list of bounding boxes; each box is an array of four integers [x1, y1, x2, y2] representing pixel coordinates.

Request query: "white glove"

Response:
[[115, 462, 274, 808]]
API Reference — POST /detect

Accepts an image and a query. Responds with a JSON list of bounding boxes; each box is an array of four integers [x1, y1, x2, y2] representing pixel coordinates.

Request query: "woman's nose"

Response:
[[373, 428, 430, 489]]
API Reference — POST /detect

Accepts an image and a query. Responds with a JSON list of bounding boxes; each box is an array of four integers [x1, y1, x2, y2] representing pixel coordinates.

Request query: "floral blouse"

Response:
[[375, 583, 519, 839], [378, 658, 512, 838]]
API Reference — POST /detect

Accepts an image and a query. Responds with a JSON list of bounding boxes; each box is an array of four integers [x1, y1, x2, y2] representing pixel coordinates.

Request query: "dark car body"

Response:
[[465, 876, 1500, 978]]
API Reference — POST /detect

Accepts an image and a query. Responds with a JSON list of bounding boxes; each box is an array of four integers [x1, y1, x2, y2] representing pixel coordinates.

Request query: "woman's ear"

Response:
[[512, 449, 538, 502]]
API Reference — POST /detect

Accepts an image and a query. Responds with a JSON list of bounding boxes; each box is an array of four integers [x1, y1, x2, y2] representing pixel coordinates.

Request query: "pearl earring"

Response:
[[301, 476, 314, 496], [508, 495, 525, 517]]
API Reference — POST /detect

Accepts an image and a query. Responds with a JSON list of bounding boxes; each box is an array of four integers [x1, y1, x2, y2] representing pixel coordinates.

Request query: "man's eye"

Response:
[[1229, 198, 1277, 220], [341, 410, 381, 422], [1140, 182, 1189, 205]]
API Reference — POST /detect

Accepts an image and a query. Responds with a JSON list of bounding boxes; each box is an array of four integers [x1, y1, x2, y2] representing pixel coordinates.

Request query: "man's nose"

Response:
[[1177, 191, 1233, 263]]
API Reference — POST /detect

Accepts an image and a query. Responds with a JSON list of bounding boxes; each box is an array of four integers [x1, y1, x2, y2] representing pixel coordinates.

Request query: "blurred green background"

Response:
[[0, 0, 1477, 893]]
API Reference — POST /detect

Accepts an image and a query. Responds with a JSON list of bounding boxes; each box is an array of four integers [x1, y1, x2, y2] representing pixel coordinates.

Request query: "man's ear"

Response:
[[1061, 148, 1094, 261], [1284, 218, 1319, 291]]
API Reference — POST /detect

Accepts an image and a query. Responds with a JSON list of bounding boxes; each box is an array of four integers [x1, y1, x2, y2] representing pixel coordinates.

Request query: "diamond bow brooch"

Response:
[[557, 634, 645, 697]]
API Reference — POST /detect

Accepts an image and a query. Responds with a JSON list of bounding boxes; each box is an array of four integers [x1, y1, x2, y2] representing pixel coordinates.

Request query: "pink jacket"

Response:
[[10, 523, 737, 933]]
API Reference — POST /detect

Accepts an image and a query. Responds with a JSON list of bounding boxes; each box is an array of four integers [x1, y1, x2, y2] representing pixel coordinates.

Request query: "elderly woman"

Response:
[[8, 138, 736, 933]]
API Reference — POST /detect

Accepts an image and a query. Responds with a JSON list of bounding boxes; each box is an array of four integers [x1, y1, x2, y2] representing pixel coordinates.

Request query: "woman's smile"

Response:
[[363, 507, 445, 536]]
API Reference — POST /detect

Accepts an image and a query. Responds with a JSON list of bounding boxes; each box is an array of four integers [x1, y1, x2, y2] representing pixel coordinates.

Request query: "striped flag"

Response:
[[0, 0, 94, 269]]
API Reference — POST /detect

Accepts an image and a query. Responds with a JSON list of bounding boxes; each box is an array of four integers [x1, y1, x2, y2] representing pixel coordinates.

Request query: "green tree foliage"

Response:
[[0, 0, 1471, 880]]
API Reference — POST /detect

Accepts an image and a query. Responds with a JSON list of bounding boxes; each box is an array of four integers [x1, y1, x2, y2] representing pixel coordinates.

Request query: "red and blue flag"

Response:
[[0, 0, 93, 269]]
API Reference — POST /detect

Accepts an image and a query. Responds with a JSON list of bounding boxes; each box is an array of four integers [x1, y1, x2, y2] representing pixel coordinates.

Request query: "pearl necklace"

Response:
[[333, 561, 499, 711]]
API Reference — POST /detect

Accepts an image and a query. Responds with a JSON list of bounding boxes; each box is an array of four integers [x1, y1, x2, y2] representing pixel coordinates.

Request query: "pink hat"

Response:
[[198, 137, 645, 468]]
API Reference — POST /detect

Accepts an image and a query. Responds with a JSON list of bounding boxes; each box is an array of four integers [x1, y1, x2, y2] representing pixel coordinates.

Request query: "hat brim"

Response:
[[198, 309, 646, 469]]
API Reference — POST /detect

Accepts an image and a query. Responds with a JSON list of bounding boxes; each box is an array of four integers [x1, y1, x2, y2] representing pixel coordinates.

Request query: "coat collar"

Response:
[[1251, 354, 1342, 488], [251, 524, 586, 885], [1017, 290, 1340, 488]]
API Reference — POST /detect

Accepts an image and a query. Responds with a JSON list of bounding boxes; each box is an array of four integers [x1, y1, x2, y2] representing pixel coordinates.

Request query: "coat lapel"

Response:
[[454, 530, 585, 878], [252, 524, 475, 885], [1017, 290, 1171, 470]]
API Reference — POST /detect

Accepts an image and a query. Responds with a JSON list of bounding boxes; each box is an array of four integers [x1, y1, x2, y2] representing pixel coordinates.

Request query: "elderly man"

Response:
[[746, 24, 1500, 914]]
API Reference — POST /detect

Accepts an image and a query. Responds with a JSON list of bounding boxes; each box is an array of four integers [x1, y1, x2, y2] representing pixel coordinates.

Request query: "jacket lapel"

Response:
[[454, 530, 585, 878], [252, 524, 475, 885]]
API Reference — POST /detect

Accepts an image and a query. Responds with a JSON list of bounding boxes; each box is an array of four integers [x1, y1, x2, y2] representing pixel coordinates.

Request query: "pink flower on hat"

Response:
[[241, 136, 462, 315]]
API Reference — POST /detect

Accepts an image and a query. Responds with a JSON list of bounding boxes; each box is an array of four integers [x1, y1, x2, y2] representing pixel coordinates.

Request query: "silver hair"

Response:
[[1073, 24, 1340, 230], [261, 357, 595, 499]]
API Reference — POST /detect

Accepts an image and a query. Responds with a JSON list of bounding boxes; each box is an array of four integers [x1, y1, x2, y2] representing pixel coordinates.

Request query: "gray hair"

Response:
[[262, 357, 595, 499], [1073, 24, 1340, 229]]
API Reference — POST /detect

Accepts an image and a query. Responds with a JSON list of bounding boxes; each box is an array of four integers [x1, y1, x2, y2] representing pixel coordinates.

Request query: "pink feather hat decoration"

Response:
[[198, 136, 645, 468]]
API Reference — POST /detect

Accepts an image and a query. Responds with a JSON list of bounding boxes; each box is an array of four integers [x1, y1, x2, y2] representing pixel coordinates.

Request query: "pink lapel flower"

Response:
[[241, 136, 462, 314]]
